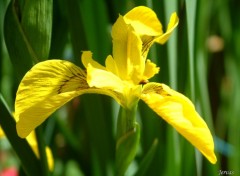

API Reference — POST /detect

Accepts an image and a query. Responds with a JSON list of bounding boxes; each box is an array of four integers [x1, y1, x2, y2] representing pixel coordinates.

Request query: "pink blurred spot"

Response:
[[0, 167, 18, 176]]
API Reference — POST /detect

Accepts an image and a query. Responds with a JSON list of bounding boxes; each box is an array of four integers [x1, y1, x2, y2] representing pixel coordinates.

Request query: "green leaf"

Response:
[[49, 0, 69, 59], [4, 0, 36, 79], [4, 0, 52, 79], [0, 94, 42, 176], [163, 1, 182, 176], [21, 0, 53, 60], [185, 0, 199, 175], [65, 0, 88, 60], [134, 139, 158, 176], [186, 0, 197, 100]]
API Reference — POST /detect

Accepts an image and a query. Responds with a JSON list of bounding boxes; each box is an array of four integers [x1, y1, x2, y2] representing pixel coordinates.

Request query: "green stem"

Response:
[[36, 126, 50, 176], [116, 104, 140, 176], [116, 105, 137, 140]]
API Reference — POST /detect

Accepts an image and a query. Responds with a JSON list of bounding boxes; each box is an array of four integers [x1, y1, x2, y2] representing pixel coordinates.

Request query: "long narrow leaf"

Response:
[[185, 0, 199, 175], [21, 0, 52, 60], [134, 139, 158, 176], [4, 0, 36, 79], [163, 1, 181, 176]]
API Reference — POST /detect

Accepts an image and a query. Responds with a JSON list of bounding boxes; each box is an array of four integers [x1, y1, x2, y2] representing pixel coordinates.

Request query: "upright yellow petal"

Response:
[[155, 12, 179, 44], [141, 83, 217, 164], [124, 6, 163, 36], [112, 15, 143, 83], [15, 60, 89, 138], [143, 59, 160, 80], [111, 15, 129, 78], [81, 51, 106, 70], [123, 6, 163, 59], [123, 7, 178, 57], [105, 55, 119, 76]]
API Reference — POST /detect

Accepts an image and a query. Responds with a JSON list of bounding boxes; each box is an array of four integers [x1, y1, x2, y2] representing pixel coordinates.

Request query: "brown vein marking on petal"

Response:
[[57, 63, 89, 94], [142, 36, 154, 57], [143, 83, 171, 96]]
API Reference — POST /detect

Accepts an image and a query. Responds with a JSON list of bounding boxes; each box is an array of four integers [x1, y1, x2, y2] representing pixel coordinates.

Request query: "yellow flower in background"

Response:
[[26, 131, 54, 171], [0, 127, 5, 137], [14, 6, 217, 164]]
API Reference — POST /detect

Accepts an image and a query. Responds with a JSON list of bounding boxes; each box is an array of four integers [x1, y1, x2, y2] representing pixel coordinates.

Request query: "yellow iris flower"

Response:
[[15, 6, 217, 164]]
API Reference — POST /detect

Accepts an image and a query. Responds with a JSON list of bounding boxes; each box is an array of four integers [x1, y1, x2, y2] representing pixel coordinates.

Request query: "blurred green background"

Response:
[[0, 0, 239, 175]]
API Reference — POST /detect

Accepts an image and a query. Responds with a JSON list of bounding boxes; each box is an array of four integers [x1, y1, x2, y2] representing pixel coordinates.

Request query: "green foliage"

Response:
[[4, 0, 52, 79], [1, 0, 239, 175]]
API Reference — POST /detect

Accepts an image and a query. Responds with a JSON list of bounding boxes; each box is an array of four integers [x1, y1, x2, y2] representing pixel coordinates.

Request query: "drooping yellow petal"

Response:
[[27, 131, 54, 170], [15, 60, 112, 138], [155, 12, 179, 44], [111, 15, 143, 83], [124, 6, 163, 36], [16, 92, 80, 138], [15, 60, 124, 138], [141, 83, 217, 164], [15, 60, 87, 138]]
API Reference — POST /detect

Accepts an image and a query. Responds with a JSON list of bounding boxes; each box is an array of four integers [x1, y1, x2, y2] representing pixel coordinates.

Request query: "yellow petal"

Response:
[[112, 15, 143, 83], [26, 131, 37, 146], [27, 131, 54, 170], [123, 6, 160, 62], [15, 60, 89, 138], [0, 127, 5, 137], [81, 51, 106, 70], [124, 6, 163, 36], [143, 59, 160, 80], [141, 83, 217, 164], [105, 55, 119, 76], [155, 12, 179, 44], [86, 61, 144, 109], [124, 7, 178, 57], [15, 59, 126, 138], [87, 64, 125, 93]]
